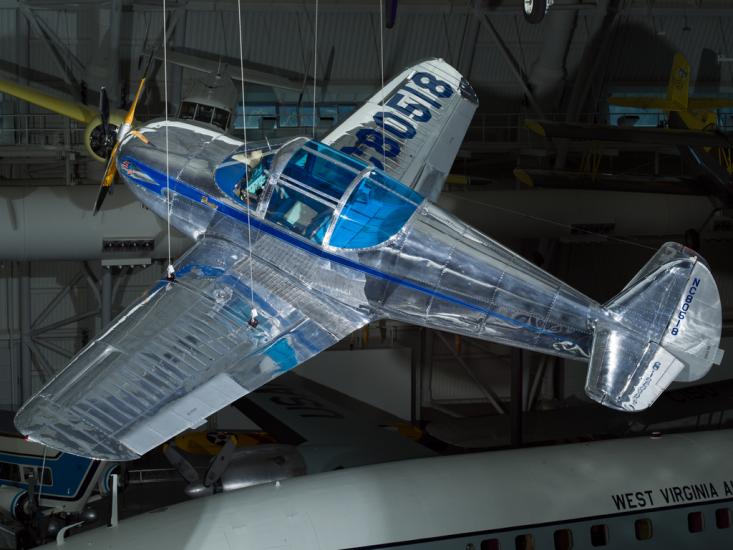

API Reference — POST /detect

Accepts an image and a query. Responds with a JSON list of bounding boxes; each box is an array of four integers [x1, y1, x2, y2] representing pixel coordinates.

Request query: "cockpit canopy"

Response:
[[214, 138, 424, 249], [179, 101, 231, 130]]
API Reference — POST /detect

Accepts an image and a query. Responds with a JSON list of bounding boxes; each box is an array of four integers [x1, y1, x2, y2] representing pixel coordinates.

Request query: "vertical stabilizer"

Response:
[[585, 243, 723, 411], [608, 52, 691, 112], [666, 52, 690, 111]]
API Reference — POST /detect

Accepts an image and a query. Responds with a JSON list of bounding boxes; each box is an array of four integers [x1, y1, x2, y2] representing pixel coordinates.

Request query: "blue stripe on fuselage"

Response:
[[0, 449, 94, 499], [119, 156, 578, 345]]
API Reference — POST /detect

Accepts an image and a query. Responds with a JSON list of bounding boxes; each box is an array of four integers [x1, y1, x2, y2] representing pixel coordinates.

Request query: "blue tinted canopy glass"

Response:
[[265, 138, 423, 248], [329, 171, 422, 249]]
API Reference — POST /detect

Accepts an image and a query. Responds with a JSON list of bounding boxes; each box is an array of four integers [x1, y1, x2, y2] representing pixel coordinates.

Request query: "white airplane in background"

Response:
[[42, 429, 733, 549]]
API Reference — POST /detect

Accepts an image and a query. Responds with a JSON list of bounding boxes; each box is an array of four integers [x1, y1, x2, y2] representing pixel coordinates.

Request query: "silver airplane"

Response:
[[41, 429, 733, 549], [14, 59, 724, 461]]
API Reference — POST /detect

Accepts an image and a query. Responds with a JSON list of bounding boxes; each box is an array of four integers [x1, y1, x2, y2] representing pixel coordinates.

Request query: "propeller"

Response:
[[163, 435, 238, 497], [93, 78, 146, 215], [88, 87, 118, 161]]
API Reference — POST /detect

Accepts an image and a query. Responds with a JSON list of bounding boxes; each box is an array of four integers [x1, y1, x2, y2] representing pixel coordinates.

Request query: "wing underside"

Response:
[[15, 237, 368, 460], [322, 58, 478, 201]]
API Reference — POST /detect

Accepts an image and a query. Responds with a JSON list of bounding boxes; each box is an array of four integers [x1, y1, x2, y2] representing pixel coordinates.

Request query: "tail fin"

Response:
[[665, 52, 690, 110], [608, 52, 690, 112], [585, 243, 723, 411]]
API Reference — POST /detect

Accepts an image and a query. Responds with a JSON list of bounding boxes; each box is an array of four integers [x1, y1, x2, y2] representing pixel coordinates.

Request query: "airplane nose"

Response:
[[118, 120, 239, 188], [117, 120, 192, 182]]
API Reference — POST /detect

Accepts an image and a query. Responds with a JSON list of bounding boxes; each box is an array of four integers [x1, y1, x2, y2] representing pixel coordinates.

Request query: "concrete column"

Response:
[[101, 267, 113, 330], [19, 262, 32, 403]]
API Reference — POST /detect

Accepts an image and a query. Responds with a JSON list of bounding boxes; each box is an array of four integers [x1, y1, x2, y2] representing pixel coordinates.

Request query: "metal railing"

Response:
[[0, 113, 87, 149], [1, 110, 731, 154]]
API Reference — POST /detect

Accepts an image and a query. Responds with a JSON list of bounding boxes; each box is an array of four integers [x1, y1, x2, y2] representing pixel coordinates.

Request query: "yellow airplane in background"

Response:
[[0, 78, 127, 162], [608, 52, 733, 134], [522, 52, 733, 203], [0, 49, 305, 164]]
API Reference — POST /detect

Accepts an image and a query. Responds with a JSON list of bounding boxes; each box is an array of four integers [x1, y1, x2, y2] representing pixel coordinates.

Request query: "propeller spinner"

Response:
[[93, 78, 146, 215]]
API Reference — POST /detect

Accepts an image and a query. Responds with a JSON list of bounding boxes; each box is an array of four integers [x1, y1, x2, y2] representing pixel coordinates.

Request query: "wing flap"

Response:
[[15, 237, 368, 460], [120, 372, 247, 456]]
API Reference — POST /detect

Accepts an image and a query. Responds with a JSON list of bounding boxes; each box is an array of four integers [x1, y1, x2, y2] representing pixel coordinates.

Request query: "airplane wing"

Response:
[[526, 119, 733, 148], [235, 372, 434, 472], [688, 98, 733, 110], [0, 78, 97, 124], [155, 49, 302, 91], [15, 237, 369, 461], [321, 58, 478, 202]]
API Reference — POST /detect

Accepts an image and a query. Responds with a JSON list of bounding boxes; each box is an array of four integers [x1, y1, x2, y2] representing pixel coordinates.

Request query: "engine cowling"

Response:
[[184, 444, 306, 498], [97, 463, 126, 497], [83, 112, 125, 162], [0, 486, 31, 521]]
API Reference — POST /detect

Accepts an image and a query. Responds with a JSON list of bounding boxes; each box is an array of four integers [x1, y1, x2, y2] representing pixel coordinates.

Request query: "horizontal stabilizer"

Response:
[[585, 243, 723, 411]]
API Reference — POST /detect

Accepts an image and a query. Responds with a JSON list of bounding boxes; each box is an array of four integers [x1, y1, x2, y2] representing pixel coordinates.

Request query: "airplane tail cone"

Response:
[[585, 242, 723, 411]]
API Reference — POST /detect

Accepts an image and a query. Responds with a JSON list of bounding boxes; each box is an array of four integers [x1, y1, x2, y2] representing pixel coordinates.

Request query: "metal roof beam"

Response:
[[474, 10, 545, 119]]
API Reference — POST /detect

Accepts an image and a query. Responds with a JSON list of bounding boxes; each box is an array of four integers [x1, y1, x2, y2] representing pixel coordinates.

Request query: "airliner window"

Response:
[[212, 108, 230, 130], [688, 511, 704, 533], [22, 466, 52, 486], [40, 467, 52, 486], [514, 533, 534, 550], [589, 524, 608, 546], [195, 104, 214, 124], [716, 508, 731, 529], [179, 102, 196, 120], [480, 539, 500, 550], [553, 529, 573, 550], [0, 461, 20, 482], [634, 518, 653, 540]]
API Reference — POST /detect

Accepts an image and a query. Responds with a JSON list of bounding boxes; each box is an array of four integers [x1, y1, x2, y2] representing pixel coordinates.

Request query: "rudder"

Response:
[[584, 243, 723, 411]]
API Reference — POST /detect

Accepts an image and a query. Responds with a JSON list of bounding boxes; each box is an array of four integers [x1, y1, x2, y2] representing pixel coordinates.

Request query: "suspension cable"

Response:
[[162, 0, 173, 281], [379, 0, 386, 169], [236, 0, 258, 327], [313, 0, 318, 138]]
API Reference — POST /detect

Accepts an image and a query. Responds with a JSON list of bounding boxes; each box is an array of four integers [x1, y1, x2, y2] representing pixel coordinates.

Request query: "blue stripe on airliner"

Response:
[[0, 450, 93, 498], [119, 156, 578, 345]]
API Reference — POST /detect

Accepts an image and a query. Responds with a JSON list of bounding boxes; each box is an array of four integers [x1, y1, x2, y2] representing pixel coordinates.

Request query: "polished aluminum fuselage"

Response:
[[119, 120, 597, 362]]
